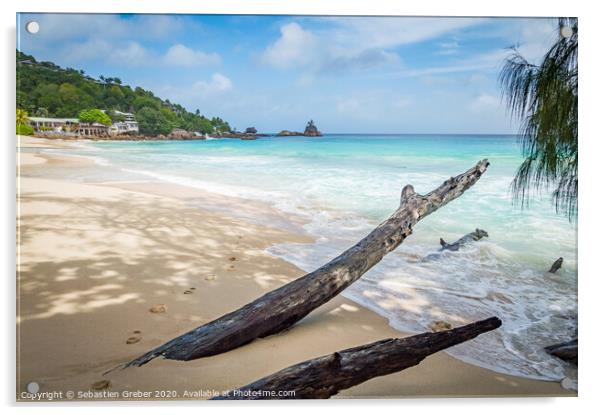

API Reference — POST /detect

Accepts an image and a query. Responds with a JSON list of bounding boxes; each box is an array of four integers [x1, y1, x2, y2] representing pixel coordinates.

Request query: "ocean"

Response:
[[34, 134, 577, 382]]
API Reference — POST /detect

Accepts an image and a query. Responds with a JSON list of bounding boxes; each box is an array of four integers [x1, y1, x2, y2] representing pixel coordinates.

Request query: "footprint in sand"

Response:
[[91, 379, 111, 390], [126, 330, 142, 344], [229, 256, 237, 261], [126, 336, 141, 344], [183, 287, 196, 294], [205, 274, 217, 281], [228, 265, 235, 271], [149, 304, 167, 313]]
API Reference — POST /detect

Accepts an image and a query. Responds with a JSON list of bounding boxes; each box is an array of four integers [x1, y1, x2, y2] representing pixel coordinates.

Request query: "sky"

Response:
[[17, 13, 560, 134]]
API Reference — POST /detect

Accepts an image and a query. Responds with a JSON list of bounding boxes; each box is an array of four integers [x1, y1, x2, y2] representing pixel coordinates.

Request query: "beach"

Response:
[[17, 136, 575, 400]]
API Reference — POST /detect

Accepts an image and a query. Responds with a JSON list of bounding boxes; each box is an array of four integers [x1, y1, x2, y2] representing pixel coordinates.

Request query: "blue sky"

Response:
[[17, 14, 559, 133]]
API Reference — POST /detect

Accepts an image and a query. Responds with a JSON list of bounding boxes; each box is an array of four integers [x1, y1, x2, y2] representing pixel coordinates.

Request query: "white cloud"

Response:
[[192, 73, 233, 95], [50, 39, 219, 68], [163, 44, 221, 66], [261, 23, 319, 69], [60, 39, 151, 67], [469, 93, 502, 113], [21, 13, 191, 42], [327, 17, 484, 51], [109, 42, 152, 66], [260, 17, 486, 75]]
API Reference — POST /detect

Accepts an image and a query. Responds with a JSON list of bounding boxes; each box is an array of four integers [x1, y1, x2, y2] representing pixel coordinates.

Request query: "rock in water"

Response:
[[549, 257, 563, 273], [303, 119, 322, 137]]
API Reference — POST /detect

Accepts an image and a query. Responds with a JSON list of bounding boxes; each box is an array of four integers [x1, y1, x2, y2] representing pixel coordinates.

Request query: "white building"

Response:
[[109, 110, 139, 135], [29, 117, 79, 133]]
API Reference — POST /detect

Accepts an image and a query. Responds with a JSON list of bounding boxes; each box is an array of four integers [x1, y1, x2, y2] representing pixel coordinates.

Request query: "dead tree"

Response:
[[440, 228, 488, 251], [214, 317, 502, 400], [124, 160, 490, 367]]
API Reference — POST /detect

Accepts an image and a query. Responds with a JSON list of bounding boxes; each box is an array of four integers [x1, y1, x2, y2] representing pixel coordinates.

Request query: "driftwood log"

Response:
[[548, 257, 563, 273], [545, 338, 577, 365], [440, 228, 488, 251], [214, 317, 502, 400], [124, 160, 490, 367]]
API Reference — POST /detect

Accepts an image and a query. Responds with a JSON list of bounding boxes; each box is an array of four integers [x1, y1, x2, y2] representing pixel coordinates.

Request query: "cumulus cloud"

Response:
[[192, 73, 233, 95], [260, 22, 402, 73], [261, 23, 319, 69], [163, 44, 221, 66], [260, 17, 485, 75]]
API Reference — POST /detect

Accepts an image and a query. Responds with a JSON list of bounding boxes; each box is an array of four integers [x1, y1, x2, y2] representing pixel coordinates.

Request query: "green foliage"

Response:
[[136, 107, 172, 135], [499, 18, 578, 220], [16, 108, 29, 126], [16, 124, 34, 136], [16, 50, 231, 135], [78, 109, 112, 126]]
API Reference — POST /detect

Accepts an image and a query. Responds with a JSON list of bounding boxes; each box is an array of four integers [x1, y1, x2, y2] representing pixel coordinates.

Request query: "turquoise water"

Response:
[[41, 134, 577, 382]]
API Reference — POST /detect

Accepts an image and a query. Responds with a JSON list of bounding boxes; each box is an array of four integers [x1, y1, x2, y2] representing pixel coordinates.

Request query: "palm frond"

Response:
[[499, 18, 578, 221]]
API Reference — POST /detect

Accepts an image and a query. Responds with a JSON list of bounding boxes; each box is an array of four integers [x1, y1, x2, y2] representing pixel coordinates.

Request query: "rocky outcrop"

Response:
[[304, 120, 322, 136], [276, 130, 303, 137], [276, 120, 322, 137], [245, 127, 257, 134]]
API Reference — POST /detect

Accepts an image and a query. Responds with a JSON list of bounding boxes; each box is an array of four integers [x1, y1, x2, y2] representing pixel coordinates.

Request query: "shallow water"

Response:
[[33, 134, 577, 381]]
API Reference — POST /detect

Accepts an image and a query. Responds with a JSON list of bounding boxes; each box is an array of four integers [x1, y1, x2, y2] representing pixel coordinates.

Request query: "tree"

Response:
[[136, 107, 172, 135], [16, 108, 34, 135], [16, 108, 29, 126], [78, 109, 112, 126], [499, 18, 578, 220]]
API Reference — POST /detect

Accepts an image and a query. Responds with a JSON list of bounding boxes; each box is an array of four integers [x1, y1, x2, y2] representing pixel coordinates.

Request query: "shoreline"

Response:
[[16, 136, 575, 399]]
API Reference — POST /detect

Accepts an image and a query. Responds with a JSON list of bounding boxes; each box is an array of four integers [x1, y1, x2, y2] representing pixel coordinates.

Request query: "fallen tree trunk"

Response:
[[214, 317, 502, 400], [124, 160, 490, 367], [440, 228, 488, 251]]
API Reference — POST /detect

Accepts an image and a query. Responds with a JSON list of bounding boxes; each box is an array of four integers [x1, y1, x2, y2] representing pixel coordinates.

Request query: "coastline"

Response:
[[17, 136, 575, 399]]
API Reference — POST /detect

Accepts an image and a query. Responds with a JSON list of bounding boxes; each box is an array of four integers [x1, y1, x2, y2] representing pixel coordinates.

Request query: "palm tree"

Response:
[[16, 108, 29, 126], [499, 17, 578, 220]]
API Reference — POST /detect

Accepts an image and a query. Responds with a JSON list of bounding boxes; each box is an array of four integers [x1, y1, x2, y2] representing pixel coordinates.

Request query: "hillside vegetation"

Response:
[[16, 50, 231, 135]]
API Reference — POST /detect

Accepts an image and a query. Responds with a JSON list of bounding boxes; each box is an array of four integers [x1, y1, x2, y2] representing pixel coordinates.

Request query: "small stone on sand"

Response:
[[229, 256, 236, 261], [183, 290, 193, 294], [149, 304, 167, 313]]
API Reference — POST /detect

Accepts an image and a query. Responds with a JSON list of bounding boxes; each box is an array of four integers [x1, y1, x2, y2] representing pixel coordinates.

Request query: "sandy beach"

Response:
[[16, 136, 574, 400]]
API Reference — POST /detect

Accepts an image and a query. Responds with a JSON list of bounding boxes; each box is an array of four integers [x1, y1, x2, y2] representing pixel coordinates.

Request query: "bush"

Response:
[[16, 124, 34, 136]]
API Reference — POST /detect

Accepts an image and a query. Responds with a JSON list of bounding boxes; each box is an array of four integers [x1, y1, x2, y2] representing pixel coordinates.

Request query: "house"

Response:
[[108, 110, 139, 135], [28, 117, 79, 133], [75, 123, 109, 136]]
